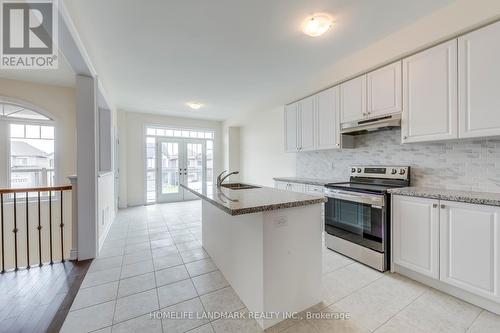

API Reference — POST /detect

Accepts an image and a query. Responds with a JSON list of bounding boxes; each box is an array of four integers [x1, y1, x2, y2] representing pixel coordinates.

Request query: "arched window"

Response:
[[0, 101, 55, 190]]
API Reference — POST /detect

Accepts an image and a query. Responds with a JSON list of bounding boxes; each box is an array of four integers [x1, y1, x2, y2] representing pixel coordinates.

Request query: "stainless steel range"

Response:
[[324, 166, 410, 271]]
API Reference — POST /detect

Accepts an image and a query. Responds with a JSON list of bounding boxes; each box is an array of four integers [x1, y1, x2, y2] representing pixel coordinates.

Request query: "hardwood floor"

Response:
[[0, 260, 91, 333]]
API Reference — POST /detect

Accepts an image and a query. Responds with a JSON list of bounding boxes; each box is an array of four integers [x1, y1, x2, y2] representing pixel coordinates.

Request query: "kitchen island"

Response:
[[181, 182, 325, 329]]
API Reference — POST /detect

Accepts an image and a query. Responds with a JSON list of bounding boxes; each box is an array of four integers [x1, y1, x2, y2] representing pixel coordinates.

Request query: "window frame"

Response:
[[0, 98, 57, 193]]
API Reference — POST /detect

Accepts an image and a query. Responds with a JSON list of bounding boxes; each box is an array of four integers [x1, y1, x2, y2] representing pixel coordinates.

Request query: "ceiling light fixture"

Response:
[[187, 102, 203, 110], [302, 13, 333, 37]]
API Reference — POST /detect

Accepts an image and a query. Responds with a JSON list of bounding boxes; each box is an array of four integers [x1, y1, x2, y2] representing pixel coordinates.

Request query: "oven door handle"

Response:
[[324, 189, 385, 207]]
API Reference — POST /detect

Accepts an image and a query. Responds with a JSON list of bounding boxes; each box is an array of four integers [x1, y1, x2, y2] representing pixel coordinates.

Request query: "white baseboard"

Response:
[[394, 264, 500, 315], [69, 249, 78, 260]]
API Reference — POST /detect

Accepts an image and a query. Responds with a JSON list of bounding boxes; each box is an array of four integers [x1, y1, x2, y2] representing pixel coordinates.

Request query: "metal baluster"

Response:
[[60, 190, 64, 262], [13, 193, 18, 270], [37, 192, 42, 267], [26, 193, 30, 269], [1, 193, 4, 273], [49, 191, 53, 264]]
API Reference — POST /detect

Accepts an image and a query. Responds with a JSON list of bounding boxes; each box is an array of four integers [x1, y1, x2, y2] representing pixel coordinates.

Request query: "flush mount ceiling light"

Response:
[[187, 102, 203, 110], [302, 13, 333, 37]]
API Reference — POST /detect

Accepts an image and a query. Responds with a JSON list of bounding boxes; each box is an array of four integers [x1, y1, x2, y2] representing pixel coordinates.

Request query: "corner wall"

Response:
[[223, 106, 296, 187]]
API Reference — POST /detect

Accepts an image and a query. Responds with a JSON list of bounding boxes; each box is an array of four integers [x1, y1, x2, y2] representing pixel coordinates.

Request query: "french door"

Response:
[[156, 138, 206, 203]]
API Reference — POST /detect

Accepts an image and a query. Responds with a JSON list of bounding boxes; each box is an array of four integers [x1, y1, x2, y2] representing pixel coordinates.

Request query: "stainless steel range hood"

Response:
[[341, 113, 401, 135]]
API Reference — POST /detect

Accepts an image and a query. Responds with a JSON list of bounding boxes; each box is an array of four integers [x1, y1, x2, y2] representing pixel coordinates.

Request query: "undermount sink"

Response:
[[221, 183, 261, 190]]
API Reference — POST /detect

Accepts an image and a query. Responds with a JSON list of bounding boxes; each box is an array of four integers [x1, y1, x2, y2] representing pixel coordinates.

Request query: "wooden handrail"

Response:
[[0, 185, 72, 194]]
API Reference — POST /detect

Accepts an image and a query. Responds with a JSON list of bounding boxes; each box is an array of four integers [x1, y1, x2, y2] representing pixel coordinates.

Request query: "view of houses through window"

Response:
[[0, 102, 55, 192], [10, 123, 55, 189]]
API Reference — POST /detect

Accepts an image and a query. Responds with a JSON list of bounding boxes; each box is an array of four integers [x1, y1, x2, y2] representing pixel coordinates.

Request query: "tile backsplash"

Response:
[[296, 129, 500, 193]]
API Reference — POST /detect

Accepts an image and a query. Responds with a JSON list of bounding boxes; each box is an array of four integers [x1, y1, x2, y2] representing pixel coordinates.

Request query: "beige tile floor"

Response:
[[61, 200, 500, 333]]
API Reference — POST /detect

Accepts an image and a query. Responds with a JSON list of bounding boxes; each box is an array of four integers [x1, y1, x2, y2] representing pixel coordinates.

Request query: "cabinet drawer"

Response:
[[306, 185, 325, 195]]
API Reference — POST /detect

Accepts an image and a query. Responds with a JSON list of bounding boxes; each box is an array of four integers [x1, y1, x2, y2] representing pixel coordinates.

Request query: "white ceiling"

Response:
[[60, 0, 454, 120]]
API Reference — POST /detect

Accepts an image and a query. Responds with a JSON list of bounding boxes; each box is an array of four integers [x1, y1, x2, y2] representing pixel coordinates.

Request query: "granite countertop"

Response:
[[181, 183, 326, 216], [273, 177, 346, 186], [388, 187, 500, 207]]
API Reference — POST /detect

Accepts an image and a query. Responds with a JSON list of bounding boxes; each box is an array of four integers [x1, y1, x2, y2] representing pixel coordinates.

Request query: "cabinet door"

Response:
[[459, 21, 500, 139], [275, 181, 288, 190], [284, 103, 299, 152], [289, 183, 305, 193], [299, 96, 315, 151], [340, 75, 366, 123], [367, 61, 402, 118], [402, 40, 458, 143], [439, 200, 500, 302], [392, 195, 440, 279], [316, 86, 340, 150]]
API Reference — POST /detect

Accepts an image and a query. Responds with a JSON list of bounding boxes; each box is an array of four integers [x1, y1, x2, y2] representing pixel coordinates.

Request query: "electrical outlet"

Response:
[[274, 216, 288, 228]]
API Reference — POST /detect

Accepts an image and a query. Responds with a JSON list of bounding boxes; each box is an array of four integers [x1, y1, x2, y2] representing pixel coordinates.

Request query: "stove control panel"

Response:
[[350, 166, 410, 180]]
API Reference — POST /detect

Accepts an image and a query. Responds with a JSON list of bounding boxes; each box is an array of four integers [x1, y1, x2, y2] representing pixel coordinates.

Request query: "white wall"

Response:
[[223, 106, 296, 187], [118, 110, 223, 207], [222, 126, 241, 182], [0, 78, 76, 185], [223, 0, 500, 185]]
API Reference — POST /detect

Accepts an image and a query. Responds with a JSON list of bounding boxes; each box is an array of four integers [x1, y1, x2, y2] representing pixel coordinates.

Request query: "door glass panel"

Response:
[[206, 140, 213, 193], [161, 142, 180, 194], [146, 137, 156, 202], [186, 143, 203, 192]]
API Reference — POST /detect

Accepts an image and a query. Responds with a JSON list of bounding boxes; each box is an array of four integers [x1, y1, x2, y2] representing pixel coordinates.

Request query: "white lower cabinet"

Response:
[[289, 183, 305, 193], [392, 195, 440, 279], [439, 200, 500, 302], [274, 181, 305, 193], [392, 195, 500, 307], [306, 184, 325, 196], [274, 181, 288, 190]]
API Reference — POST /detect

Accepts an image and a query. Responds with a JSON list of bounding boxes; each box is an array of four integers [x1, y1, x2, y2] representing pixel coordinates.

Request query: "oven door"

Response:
[[324, 188, 386, 253]]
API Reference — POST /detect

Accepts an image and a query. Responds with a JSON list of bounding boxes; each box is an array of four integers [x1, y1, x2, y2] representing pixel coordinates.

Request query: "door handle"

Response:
[[433, 203, 438, 208], [440, 204, 446, 209]]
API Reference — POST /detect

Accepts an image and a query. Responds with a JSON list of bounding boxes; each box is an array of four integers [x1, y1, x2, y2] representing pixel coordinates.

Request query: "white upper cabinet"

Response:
[[459, 21, 500, 139], [367, 61, 402, 118], [316, 86, 340, 150], [439, 200, 500, 302], [340, 75, 366, 123], [402, 40, 458, 143], [284, 88, 343, 152], [299, 96, 316, 151], [392, 195, 440, 279], [284, 103, 299, 152]]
